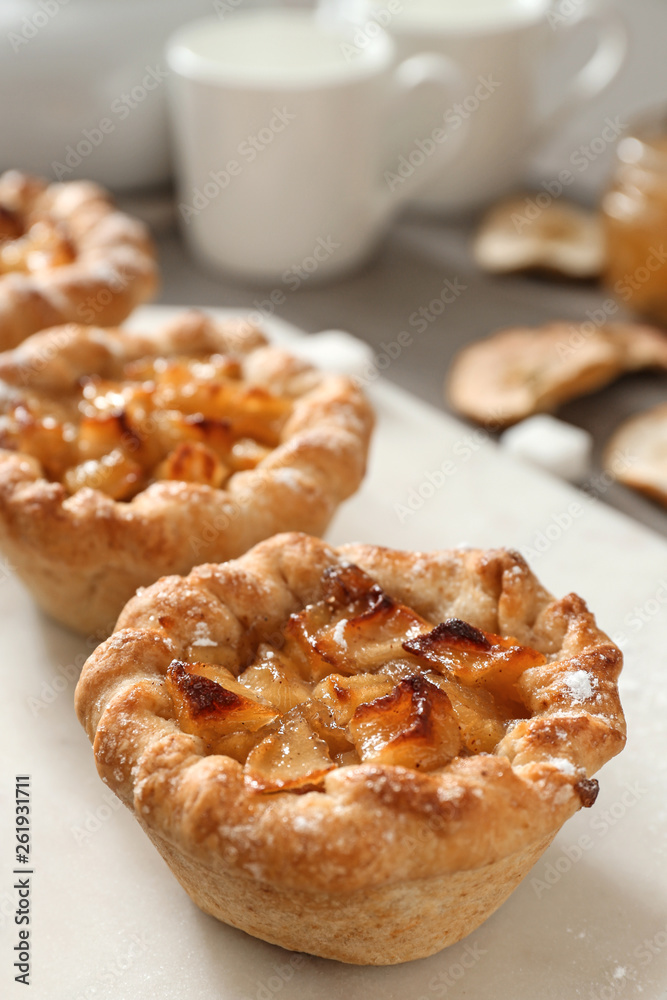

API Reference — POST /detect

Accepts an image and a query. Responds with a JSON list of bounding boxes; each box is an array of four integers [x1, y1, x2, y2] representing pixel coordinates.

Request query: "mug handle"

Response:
[[532, 1, 627, 144], [376, 52, 472, 210]]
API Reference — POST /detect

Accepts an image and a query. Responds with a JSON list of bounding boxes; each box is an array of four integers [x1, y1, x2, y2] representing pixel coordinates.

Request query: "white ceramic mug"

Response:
[[323, 0, 628, 213], [166, 10, 467, 282]]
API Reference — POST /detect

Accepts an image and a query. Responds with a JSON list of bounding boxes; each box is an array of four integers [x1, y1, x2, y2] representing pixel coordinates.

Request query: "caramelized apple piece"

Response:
[[380, 657, 510, 754], [155, 440, 229, 488], [297, 699, 356, 764], [76, 413, 137, 461], [349, 675, 461, 770], [403, 619, 545, 702], [282, 604, 345, 682], [63, 448, 143, 499], [13, 416, 77, 479], [284, 564, 429, 680], [314, 673, 396, 727], [228, 437, 272, 470], [420, 670, 507, 754], [123, 355, 242, 384], [166, 660, 280, 754], [0, 220, 73, 274], [244, 704, 336, 792], [153, 379, 290, 446], [238, 646, 313, 712]]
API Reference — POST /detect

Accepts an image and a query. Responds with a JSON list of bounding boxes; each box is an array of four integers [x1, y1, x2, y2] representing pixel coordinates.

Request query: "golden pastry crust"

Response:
[[0, 170, 157, 348], [75, 533, 625, 964], [0, 315, 373, 635], [604, 402, 667, 505], [447, 320, 667, 427]]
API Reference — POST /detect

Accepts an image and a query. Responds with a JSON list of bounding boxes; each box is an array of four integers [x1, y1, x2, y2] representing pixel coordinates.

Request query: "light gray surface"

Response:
[[151, 218, 667, 538], [2, 313, 667, 998]]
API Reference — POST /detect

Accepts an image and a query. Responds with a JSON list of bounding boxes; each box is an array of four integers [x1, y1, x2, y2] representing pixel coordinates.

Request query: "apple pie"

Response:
[[0, 170, 157, 349], [0, 314, 373, 635], [75, 533, 625, 964]]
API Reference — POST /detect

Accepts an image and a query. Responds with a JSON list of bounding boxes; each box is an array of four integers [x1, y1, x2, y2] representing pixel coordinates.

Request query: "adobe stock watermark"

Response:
[[219, 232, 340, 343], [340, 0, 404, 62], [51, 65, 169, 180], [75, 931, 149, 1000], [531, 780, 647, 898], [548, 0, 587, 28], [76, 263, 143, 325], [584, 920, 667, 1000], [71, 787, 123, 846], [252, 954, 306, 1000], [511, 116, 627, 232], [178, 107, 296, 224], [611, 578, 667, 647], [418, 941, 487, 997], [354, 276, 467, 388], [0, 554, 16, 585], [213, 0, 244, 18], [26, 621, 109, 717], [554, 300, 622, 360], [385, 75, 500, 193], [520, 447, 636, 561], [8, 0, 71, 53], [394, 415, 503, 523]]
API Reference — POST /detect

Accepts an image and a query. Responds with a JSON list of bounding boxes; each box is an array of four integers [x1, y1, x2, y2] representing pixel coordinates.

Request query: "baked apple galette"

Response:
[[75, 533, 625, 964], [0, 314, 373, 634], [0, 170, 157, 348]]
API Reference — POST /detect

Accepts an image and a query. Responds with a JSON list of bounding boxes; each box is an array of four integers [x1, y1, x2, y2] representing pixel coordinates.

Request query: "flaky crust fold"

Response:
[[75, 534, 625, 963], [0, 316, 373, 635], [0, 171, 157, 348]]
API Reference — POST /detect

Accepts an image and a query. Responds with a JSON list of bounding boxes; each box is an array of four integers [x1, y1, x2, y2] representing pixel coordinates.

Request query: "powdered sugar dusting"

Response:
[[332, 619, 348, 650], [564, 670, 595, 702], [190, 621, 217, 648]]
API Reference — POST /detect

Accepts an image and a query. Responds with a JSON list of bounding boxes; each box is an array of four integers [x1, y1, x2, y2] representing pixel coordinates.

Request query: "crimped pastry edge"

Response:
[[74, 533, 625, 962], [0, 319, 374, 635], [0, 171, 158, 349]]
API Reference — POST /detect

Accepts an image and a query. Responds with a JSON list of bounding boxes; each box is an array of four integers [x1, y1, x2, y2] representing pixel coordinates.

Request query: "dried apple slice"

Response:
[[166, 660, 279, 754], [244, 704, 335, 792], [473, 197, 605, 278], [403, 619, 545, 703], [349, 675, 461, 771]]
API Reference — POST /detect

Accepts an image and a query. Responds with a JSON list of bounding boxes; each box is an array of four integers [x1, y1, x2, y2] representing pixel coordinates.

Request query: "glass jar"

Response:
[[602, 112, 667, 324]]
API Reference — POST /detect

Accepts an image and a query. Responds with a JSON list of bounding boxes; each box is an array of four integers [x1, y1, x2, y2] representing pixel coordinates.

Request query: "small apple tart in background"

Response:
[[0, 313, 373, 635], [0, 170, 158, 349], [75, 532, 625, 965]]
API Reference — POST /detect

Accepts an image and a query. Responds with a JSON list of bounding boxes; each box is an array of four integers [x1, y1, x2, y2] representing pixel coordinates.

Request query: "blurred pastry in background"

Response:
[[0, 170, 158, 349]]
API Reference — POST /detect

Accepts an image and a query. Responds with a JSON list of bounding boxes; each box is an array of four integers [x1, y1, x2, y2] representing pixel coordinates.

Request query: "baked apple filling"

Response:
[[0, 354, 292, 499], [166, 563, 546, 792], [0, 210, 75, 274]]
